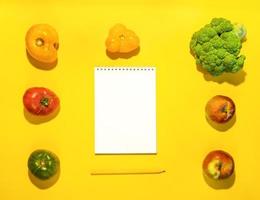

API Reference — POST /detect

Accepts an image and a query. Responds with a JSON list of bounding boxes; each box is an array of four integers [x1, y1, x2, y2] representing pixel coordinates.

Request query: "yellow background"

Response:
[[0, 0, 260, 199]]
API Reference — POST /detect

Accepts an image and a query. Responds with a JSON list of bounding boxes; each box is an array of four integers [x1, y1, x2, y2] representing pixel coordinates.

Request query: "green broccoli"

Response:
[[190, 18, 246, 76]]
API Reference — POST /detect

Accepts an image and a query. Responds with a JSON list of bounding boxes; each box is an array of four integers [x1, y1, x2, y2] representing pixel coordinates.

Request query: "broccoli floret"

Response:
[[190, 18, 246, 76]]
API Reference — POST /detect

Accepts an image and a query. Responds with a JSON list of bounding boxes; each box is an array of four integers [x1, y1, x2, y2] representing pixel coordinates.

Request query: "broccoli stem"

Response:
[[233, 23, 247, 41]]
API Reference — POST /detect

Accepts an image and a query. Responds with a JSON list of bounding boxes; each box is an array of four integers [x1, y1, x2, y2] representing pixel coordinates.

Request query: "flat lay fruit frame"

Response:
[[1, 1, 260, 200]]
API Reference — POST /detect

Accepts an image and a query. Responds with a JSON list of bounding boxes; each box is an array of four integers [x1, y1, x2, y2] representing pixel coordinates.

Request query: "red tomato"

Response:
[[23, 87, 60, 116]]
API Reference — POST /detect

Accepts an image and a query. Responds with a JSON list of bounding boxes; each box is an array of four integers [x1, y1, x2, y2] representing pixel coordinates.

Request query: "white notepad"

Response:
[[94, 67, 156, 154]]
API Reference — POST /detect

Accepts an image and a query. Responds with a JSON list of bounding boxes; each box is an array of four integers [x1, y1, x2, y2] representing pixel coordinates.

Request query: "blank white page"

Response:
[[94, 67, 156, 154]]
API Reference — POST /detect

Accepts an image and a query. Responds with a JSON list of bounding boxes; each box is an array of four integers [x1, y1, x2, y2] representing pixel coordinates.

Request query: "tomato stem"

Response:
[[40, 98, 49, 107]]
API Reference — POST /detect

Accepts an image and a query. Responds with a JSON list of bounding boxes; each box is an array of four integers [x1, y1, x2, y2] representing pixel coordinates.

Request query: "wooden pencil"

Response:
[[90, 169, 166, 175]]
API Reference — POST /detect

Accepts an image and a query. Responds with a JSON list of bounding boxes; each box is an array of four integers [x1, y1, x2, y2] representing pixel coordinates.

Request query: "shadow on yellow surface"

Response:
[[26, 50, 58, 70], [205, 114, 236, 132], [105, 47, 140, 60], [203, 171, 236, 189], [196, 64, 247, 86], [28, 168, 60, 189], [23, 107, 60, 124]]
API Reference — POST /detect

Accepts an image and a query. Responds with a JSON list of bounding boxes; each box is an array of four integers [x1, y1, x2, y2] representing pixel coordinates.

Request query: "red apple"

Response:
[[203, 150, 234, 180], [206, 95, 235, 123]]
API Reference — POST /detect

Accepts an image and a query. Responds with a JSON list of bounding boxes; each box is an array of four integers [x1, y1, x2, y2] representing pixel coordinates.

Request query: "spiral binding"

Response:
[[95, 67, 155, 71]]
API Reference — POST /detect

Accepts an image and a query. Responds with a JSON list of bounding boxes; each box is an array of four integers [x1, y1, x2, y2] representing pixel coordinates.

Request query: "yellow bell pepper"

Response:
[[105, 24, 139, 53]]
